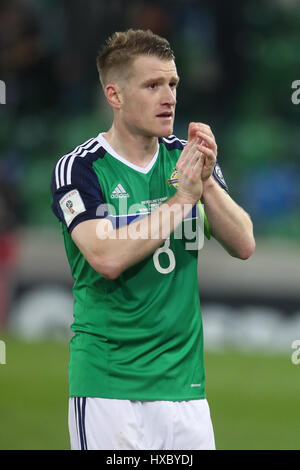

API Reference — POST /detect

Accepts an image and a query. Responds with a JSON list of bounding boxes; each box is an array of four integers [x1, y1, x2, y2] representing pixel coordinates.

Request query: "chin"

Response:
[[143, 123, 174, 138], [158, 126, 174, 138], [160, 131, 172, 138]]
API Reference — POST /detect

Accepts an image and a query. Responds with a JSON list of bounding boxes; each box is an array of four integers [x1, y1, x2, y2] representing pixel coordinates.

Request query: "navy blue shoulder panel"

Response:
[[50, 139, 108, 233], [159, 135, 187, 151]]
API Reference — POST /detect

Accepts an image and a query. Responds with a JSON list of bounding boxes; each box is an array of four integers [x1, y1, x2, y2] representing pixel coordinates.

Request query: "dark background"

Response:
[[1, 0, 300, 236]]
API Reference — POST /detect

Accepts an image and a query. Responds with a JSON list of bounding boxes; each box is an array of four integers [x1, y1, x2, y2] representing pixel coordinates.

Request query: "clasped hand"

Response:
[[176, 122, 217, 204]]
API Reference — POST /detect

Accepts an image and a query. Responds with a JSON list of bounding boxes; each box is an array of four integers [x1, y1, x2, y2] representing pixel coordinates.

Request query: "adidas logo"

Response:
[[110, 184, 130, 199]]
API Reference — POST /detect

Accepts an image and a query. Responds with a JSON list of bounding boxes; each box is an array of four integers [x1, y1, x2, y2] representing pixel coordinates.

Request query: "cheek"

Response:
[[125, 98, 153, 124]]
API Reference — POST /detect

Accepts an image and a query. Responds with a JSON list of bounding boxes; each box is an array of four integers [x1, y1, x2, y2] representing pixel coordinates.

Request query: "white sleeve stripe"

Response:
[[62, 137, 94, 160], [55, 138, 96, 189], [162, 136, 187, 145], [55, 138, 94, 189], [162, 137, 178, 144], [163, 134, 176, 141], [59, 155, 69, 190], [65, 141, 103, 186]]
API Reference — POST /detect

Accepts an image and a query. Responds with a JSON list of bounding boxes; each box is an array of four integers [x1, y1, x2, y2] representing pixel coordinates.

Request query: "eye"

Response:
[[170, 82, 178, 89], [148, 83, 157, 89]]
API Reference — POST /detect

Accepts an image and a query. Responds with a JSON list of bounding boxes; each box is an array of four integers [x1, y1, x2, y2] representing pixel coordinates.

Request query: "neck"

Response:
[[104, 122, 159, 168]]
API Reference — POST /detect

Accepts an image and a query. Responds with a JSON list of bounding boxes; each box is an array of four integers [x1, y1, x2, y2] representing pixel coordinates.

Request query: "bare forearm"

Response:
[[101, 194, 193, 272], [73, 194, 194, 279], [201, 177, 255, 259]]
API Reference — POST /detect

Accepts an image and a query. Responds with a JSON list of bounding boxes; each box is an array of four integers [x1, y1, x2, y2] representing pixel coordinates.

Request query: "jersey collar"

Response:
[[96, 133, 159, 174]]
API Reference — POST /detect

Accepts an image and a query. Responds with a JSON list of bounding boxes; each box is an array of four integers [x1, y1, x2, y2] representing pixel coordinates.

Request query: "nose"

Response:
[[161, 86, 176, 107]]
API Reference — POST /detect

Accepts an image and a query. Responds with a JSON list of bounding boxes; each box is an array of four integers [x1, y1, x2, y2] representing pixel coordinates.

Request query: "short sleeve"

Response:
[[51, 155, 107, 233], [213, 159, 229, 192]]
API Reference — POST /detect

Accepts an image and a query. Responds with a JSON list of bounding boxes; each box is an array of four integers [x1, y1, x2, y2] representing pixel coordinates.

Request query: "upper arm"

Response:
[[51, 155, 107, 234], [51, 154, 114, 273]]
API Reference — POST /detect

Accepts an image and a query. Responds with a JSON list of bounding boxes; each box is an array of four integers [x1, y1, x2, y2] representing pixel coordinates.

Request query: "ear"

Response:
[[105, 83, 123, 110]]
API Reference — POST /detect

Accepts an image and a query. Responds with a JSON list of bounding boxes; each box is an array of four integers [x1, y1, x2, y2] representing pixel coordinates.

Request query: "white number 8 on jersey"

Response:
[[153, 238, 176, 274]]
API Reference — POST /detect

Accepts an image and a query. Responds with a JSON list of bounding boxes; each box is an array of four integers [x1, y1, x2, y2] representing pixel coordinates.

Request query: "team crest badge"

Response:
[[66, 200, 75, 214], [213, 161, 228, 191], [168, 168, 179, 189]]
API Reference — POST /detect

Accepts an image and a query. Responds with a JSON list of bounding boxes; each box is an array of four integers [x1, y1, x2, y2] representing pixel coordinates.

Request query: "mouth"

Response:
[[156, 112, 173, 120]]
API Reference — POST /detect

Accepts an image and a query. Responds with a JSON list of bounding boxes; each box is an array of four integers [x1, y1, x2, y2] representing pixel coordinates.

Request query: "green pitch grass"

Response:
[[0, 336, 69, 450], [205, 350, 300, 450], [0, 336, 299, 450]]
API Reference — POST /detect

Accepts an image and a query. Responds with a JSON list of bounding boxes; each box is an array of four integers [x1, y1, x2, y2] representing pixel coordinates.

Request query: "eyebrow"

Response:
[[141, 75, 180, 86]]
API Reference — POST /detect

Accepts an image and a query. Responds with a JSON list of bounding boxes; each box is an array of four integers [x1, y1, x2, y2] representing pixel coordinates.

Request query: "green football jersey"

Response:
[[51, 132, 228, 400]]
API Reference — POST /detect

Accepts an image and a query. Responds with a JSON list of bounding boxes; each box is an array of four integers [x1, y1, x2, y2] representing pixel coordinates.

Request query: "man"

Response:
[[51, 29, 255, 450]]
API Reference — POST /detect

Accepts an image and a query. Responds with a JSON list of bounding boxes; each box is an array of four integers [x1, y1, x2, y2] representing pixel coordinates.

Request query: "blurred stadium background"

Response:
[[0, 0, 300, 450]]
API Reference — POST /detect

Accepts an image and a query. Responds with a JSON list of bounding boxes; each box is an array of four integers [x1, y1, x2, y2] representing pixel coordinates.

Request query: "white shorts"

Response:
[[68, 397, 215, 450]]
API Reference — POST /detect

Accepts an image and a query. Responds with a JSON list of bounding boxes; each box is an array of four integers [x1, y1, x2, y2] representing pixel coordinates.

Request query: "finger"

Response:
[[192, 153, 205, 179], [196, 128, 215, 141], [183, 139, 204, 172], [181, 149, 201, 178], [201, 151, 216, 181], [198, 146, 216, 167], [188, 122, 211, 141], [191, 123, 211, 134], [197, 123, 212, 131], [192, 151, 204, 172], [187, 146, 202, 171], [188, 122, 198, 141], [202, 162, 214, 181], [195, 128, 215, 147], [195, 131, 216, 150], [176, 142, 191, 168], [176, 138, 199, 169]]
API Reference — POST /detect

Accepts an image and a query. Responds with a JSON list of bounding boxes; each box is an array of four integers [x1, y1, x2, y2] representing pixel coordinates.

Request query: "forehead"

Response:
[[130, 55, 178, 81]]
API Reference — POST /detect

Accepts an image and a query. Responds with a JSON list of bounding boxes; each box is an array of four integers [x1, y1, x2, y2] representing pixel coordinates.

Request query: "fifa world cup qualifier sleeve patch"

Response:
[[59, 189, 86, 227]]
